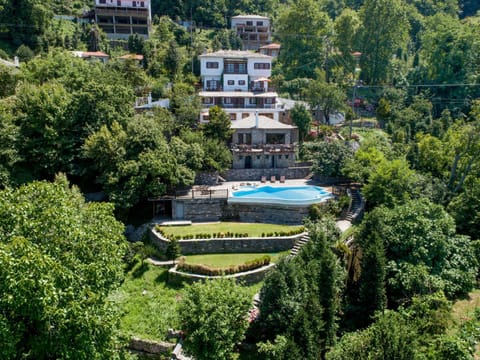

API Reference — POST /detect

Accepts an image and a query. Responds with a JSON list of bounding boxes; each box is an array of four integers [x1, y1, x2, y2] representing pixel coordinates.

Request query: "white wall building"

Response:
[[199, 50, 282, 122], [231, 15, 271, 51], [94, 0, 151, 40]]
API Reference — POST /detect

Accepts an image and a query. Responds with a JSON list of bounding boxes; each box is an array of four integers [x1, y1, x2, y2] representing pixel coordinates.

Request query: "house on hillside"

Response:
[[94, 0, 151, 40], [258, 43, 280, 57], [198, 50, 281, 123], [230, 114, 298, 169], [71, 51, 109, 63], [231, 15, 271, 51]]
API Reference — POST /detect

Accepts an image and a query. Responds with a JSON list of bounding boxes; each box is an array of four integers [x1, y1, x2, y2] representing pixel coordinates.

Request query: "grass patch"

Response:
[[111, 262, 182, 341], [450, 289, 480, 357], [157, 222, 304, 239], [113, 260, 266, 342], [185, 252, 288, 268]]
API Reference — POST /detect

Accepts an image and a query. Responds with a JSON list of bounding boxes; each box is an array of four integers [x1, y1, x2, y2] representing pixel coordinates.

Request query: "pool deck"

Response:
[[209, 178, 331, 192]]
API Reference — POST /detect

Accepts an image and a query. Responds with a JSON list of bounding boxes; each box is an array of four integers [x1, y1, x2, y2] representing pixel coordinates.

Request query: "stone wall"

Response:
[[128, 337, 175, 357], [168, 263, 276, 285], [174, 198, 227, 222], [223, 166, 311, 181], [227, 203, 309, 225], [150, 228, 305, 254]]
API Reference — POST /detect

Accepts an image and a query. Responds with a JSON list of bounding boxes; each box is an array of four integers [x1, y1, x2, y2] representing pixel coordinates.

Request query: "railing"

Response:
[[174, 188, 229, 200], [232, 144, 295, 153], [95, 7, 149, 16]]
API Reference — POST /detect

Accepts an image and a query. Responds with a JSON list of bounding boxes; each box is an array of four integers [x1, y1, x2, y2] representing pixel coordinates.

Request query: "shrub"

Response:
[[177, 255, 271, 276]]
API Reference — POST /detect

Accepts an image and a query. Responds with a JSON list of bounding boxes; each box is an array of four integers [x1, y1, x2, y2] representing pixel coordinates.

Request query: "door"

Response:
[[271, 155, 275, 168], [245, 156, 252, 169]]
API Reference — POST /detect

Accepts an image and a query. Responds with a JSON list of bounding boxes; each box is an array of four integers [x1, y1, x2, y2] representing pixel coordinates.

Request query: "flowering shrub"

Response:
[[177, 255, 271, 276]]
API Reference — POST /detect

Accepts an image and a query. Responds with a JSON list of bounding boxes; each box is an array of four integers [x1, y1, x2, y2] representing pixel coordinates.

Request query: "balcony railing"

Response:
[[232, 144, 295, 153]]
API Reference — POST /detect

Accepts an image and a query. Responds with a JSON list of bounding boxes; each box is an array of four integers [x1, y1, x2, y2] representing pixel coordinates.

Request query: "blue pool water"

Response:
[[229, 185, 334, 206]]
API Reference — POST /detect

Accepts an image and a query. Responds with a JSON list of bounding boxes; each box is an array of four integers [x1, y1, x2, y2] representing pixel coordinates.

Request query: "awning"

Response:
[[253, 77, 271, 82]]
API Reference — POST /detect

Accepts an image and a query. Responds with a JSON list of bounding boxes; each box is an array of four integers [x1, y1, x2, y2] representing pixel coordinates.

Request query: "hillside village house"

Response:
[[231, 15, 272, 51], [258, 43, 280, 58], [231, 114, 297, 169], [198, 50, 282, 123], [94, 0, 151, 39]]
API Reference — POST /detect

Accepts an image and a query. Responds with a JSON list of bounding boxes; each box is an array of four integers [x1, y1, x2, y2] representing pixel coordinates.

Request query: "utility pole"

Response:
[[349, 52, 362, 140]]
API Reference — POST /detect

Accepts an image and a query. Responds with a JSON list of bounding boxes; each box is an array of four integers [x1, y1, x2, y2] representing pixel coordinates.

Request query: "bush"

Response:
[[177, 255, 271, 276]]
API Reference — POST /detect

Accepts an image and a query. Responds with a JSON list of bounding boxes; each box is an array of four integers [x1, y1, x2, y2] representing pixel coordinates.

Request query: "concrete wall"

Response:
[[150, 228, 305, 254]]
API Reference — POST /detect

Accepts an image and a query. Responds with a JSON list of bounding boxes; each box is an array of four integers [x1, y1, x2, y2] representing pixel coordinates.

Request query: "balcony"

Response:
[[95, 7, 149, 17], [232, 144, 295, 153]]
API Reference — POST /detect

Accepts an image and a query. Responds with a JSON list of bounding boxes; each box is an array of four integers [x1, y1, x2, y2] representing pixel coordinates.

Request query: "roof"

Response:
[[0, 58, 17, 67], [199, 50, 271, 60], [71, 51, 109, 58], [135, 98, 170, 109], [231, 115, 297, 130], [259, 43, 281, 50], [119, 53, 144, 60], [232, 15, 269, 20], [199, 91, 278, 98], [277, 97, 309, 110]]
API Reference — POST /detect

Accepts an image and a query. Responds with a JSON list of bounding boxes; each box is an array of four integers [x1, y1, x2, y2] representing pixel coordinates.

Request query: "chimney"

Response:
[[14, 56, 19, 67], [255, 111, 259, 128]]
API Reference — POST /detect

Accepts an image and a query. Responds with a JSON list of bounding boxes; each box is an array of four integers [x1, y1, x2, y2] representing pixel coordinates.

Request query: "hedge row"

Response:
[[155, 226, 305, 241], [177, 255, 271, 276]]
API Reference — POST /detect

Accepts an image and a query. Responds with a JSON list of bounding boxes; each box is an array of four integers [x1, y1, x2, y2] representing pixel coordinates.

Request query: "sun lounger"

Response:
[[280, 175, 285, 183], [270, 175, 276, 183], [261, 176, 267, 183]]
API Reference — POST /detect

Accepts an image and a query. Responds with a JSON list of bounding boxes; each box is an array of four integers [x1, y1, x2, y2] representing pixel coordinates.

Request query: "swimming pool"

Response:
[[228, 185, 334, 206]]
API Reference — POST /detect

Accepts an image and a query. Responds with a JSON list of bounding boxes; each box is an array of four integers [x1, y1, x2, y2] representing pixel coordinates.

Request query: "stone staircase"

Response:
[[344, 187, 362, 222], [290, 233, 311, 256]]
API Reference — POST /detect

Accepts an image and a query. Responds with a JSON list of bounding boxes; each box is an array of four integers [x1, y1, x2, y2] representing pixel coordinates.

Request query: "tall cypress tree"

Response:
[[357, 233, 387, 328]]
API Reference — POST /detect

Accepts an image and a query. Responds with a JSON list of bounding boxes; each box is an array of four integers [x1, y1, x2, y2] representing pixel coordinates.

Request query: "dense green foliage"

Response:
[[178, 279, 251, 360], [0, 175, 127, 358]]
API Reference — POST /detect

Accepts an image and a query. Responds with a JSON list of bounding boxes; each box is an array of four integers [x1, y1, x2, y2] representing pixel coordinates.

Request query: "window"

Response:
[[227, 80, 234, 85], [224, 97, 232, 104], [257, 156, 261, 160], [206, 62, 219, 69], [257, 21, 263, 26], [246, 21, 253, 26], [132, 1, 136, 6], [238, 80, 246, 85], [279, 155, 282, 159], [140, 1, 144, 6], [238, 63, 246, 73], [285, 155, 289, 159], [254, 63, 271, 70], [206, 80, 218, 90], [117, 0, 121, 5], [204, 97, 211, 104], [266, 133, 285, 144], [229, 113, 236, 121], [265, 97, 273, 104], [100, 0, 106, 3], [265, 155, 269, 159]]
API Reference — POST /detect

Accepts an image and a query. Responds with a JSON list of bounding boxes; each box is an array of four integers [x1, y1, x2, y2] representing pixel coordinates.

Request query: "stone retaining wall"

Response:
[[223, 166, 311, 181], [128, 337, 175, 357], [150, 228, 305, 254], [226, 203, 309, 225], [168, 263, 276, 285], [175, 199, 227, 222]]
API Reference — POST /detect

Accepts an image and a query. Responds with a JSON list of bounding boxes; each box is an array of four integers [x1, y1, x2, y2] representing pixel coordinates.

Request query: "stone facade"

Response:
[[227, 203, 310, 225], [150, 228, 305, 254], [173, 199, 226, 222], [223, 166, 311, 181]]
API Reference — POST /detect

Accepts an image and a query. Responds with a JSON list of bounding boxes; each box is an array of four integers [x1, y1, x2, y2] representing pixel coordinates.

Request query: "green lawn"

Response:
[[184, 251, 289, 267], [158, 222, 303, 238], [111, 263, 182, 341], [112, 261, 264, 342]]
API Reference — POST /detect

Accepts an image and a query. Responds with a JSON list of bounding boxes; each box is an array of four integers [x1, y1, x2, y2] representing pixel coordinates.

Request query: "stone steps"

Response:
[[290, 234, 310, 256]]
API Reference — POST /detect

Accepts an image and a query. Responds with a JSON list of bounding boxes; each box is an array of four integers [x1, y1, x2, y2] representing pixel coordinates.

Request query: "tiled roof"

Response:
[[232, 15, 269, 20], [259, 43, 281, 49], [231, 115, 296, 129], [199, 50, 271, 59]]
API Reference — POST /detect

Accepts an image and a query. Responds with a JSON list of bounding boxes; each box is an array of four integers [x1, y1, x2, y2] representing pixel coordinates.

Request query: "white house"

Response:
[[231, 15, 271, 51], [94, 0, 151, 39], [198, 50, 282, 122]]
